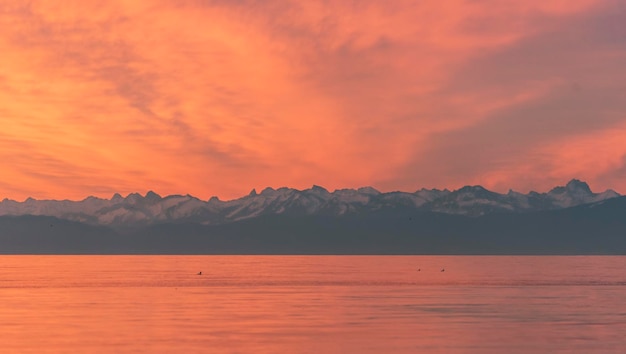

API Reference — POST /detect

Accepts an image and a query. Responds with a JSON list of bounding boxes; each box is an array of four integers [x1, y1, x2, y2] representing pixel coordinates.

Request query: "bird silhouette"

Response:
[[197, 271, 202, 275]]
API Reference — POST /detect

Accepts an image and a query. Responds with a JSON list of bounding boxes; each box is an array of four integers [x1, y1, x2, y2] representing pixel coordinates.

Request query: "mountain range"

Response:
[[0, 179, 618, 226], [1, 179, 626, 254]]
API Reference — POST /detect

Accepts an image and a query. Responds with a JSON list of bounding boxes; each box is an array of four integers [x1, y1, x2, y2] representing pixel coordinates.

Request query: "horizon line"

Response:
[[1, 178, 619, 203]]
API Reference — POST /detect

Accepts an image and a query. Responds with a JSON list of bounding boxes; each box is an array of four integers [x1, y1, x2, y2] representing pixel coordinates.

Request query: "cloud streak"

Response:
[[1, 0, 625, 200]]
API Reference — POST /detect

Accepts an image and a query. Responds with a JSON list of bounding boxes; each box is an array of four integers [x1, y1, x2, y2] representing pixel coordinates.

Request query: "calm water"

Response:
[[1, 256, 626, 353]]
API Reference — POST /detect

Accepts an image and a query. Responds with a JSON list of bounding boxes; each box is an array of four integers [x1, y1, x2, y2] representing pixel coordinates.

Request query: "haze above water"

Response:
[[2, 255, 626, 353]]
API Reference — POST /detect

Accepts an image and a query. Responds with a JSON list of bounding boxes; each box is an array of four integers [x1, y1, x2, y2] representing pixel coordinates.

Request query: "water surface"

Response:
[[1, 256, 626, 353]]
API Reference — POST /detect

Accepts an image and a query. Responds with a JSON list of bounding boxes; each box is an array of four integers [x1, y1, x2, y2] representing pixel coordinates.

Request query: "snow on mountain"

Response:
[[0, 180, 620, 226], [545, 179, 619, 208], [425, 185, 515, 216]]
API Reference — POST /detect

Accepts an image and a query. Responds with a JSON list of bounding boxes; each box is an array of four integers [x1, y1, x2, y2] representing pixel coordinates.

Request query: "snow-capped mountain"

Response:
[[0, 179, 619, 226], [422, 180, 619, 216]]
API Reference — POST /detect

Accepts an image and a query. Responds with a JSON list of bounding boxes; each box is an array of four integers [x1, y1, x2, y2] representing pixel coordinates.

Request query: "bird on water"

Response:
[[197, 271, 202, 275]]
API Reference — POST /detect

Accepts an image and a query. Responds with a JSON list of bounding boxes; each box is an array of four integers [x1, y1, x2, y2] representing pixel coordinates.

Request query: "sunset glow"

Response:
[[1, 0, 625, 200]]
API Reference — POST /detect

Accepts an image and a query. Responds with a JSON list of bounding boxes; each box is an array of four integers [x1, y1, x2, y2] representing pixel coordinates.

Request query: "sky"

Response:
[[1, 0, 625, 201]]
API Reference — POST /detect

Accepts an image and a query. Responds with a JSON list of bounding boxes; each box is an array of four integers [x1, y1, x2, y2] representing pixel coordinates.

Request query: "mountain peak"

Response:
[[565, 179, 591, 193], [310, 185, 329, 194], [457, 185, 489, 193], [357, 186, 380, 195], [261, 187, 275, 195], [550, 179, 593, 196], [145, 191, 162, 200], [248, 188, 258, 197]]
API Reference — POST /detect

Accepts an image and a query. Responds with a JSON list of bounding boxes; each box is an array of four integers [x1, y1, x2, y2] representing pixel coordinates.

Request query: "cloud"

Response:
[[0, 0, 624, 200], [387, 0, 626, 192]]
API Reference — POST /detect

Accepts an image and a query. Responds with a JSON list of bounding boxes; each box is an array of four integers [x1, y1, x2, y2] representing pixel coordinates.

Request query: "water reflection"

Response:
[[1, 256, 626, 353]]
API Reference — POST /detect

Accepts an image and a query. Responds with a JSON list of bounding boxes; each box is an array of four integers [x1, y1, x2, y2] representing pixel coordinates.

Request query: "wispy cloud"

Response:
[[1, 0, 624, 200]]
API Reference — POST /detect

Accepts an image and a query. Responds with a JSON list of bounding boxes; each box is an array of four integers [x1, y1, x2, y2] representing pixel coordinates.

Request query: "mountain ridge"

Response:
[[2, 196, 626, 254], [0, 179, 619, 227]]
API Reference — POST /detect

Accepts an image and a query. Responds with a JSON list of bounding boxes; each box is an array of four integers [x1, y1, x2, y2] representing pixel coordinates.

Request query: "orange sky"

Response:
[[1, 0, 625, 201]]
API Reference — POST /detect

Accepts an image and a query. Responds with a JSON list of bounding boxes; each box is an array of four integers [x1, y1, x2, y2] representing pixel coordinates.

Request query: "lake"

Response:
[[1, 255, 626, 353]]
